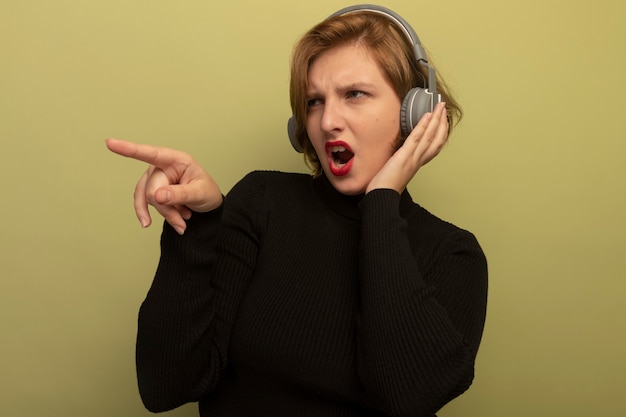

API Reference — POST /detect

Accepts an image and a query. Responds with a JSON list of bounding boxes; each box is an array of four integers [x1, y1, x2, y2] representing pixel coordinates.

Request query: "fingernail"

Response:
[[174, 225, 185, 236], [139, 218, 149, 228], [157, 190, 172, 204]]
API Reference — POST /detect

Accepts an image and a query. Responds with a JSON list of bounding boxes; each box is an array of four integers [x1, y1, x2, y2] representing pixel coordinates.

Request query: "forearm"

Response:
[[136, 208, 226, 412], [356, 190, 487, 416], [136, 173, 267, 411]]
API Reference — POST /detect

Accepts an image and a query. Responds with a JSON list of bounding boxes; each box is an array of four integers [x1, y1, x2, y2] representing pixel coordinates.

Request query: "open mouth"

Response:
[[325, 141, 354, 176], [330, 145, 354, 166]]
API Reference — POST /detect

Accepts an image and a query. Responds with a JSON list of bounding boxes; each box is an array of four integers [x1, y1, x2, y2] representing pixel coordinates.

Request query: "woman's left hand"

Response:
[[366, 102, 449, 194]]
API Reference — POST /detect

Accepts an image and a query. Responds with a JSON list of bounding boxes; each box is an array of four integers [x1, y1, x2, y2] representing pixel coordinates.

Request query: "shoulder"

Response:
[[225, 170, 313, 210], [233, 170, 311, 191], [406, 200, 485, 259], [407, 203, 488, 295]]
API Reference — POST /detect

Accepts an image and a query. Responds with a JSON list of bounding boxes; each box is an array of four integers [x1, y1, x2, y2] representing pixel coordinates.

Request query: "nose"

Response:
[[320, 99, 344, 136]]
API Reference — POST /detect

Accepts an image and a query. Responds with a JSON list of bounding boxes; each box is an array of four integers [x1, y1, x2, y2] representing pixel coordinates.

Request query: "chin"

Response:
[[328, 177, 366, 196]]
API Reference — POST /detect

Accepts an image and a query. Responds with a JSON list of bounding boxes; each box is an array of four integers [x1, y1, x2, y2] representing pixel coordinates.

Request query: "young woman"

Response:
[[107, 5, 488, 417]]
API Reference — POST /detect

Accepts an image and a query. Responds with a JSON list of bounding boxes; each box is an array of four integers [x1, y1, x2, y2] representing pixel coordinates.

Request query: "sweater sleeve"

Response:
[[136, 174, 265, 412], [135, 208, 225, 412], [356, 189, 488, 417]]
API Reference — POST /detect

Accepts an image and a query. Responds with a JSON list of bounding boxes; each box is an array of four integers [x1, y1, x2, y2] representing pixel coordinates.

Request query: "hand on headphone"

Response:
[[106, 138, 222, 235], [365, 102, 448, 194]]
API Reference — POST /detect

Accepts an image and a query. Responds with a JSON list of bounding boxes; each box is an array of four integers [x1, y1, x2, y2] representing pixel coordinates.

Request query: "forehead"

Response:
[[307, 43, 384, 89]]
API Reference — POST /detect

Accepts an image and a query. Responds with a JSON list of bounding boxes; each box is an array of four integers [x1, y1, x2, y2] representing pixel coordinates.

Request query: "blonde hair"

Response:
[[289, 10, 463, 176]]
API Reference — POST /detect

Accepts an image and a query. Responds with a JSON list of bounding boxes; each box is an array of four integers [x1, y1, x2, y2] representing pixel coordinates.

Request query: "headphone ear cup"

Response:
[[287, 116, 303, 153], [400, 87, 434, 137]]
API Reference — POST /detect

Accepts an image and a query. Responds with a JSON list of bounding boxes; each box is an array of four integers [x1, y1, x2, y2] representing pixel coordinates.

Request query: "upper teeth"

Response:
[[330, 145, 346, 153]]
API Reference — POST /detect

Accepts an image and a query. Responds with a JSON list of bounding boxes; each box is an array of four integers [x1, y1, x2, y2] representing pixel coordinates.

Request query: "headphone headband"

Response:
[[328, 4, 428, 63]]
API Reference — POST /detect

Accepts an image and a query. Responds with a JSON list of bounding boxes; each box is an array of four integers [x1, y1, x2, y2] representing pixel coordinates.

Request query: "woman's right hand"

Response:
[[106, 138, 223, 235]]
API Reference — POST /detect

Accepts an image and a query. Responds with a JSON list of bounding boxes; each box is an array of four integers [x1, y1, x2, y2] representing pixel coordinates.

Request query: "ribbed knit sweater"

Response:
[[135, 171, 488, 417]]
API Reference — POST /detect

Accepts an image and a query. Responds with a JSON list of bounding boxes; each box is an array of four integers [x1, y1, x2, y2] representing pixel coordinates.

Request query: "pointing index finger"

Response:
[[106, 138, 189, 169]]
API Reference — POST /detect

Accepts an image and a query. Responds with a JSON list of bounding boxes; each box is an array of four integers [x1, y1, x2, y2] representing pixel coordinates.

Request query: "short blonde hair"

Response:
[[289, 10, 462, 176]]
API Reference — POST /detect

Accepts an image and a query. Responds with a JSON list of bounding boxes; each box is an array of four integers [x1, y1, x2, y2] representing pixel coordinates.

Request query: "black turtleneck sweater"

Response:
[[135, 171, 488, 417]]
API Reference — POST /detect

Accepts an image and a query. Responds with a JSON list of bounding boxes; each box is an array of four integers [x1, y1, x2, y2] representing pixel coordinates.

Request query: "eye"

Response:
[[347, 90, 367, 100], [306, 98, 323, 108]]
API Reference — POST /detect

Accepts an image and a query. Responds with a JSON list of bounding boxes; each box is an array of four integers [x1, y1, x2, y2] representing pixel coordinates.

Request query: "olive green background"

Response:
[[2, 0, 625, 415]]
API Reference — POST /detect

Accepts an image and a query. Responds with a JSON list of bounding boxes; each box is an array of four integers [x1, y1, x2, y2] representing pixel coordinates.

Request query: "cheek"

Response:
[[305, 121, 327, 161], [372, 115, 401, 149], [376, 102, 401, 138], [305, 122, 319, 145]]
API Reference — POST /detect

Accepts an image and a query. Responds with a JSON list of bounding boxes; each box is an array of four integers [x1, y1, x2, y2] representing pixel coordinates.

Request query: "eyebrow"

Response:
[[307, 82, 377, 96], [341, 82, 376, 92]]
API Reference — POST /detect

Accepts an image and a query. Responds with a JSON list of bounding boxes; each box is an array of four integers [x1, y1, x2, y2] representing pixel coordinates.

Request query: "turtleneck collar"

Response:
[[311, 174, 416, 221], [312, 174, 362, 220]]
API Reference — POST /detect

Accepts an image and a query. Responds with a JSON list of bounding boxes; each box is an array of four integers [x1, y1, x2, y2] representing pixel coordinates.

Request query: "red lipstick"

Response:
[[325, 141, 354, 177]]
